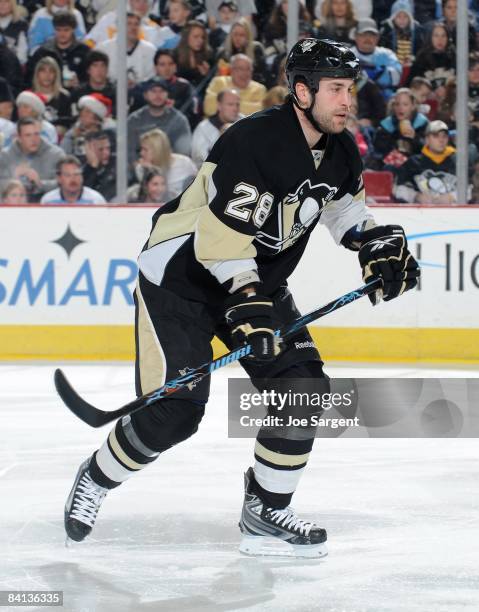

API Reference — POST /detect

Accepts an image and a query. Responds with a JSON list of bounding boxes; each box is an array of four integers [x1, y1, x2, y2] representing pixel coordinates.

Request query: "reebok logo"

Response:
[[370, 237, 397, 252], [295, 341, 315, 350]]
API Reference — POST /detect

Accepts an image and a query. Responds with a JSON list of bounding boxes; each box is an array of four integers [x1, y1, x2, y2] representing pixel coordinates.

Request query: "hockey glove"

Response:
[[224, 292, 282, 362], [358, 225, 420, 305]]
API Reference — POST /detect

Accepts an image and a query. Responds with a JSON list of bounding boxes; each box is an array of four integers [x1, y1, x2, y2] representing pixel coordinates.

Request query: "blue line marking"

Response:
[[406, 229, 479, 240]]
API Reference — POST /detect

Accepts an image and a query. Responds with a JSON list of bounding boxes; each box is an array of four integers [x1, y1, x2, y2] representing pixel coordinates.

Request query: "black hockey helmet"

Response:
[[285, 38, 361, 99]]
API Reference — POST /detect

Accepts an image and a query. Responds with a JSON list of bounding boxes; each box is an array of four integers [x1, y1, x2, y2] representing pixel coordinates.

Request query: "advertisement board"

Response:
[[1, 205, 478, 361]]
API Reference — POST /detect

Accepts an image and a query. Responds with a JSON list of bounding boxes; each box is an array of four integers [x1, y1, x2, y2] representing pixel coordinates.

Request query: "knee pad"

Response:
[[130, 398, 205, 453]]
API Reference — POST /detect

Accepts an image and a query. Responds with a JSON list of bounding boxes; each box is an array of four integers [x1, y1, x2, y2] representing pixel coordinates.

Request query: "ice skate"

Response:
[[64, 458, 108, 543], [239, 468, 328, 558]]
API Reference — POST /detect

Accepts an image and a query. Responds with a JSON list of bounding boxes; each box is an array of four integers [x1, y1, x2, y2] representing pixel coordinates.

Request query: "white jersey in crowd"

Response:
[[97, 37, 156, 84], [40, 186, 106, 205], [85, 10, 164, 48]]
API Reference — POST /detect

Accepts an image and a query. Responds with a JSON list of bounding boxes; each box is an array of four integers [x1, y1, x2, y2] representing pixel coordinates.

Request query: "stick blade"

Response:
[[54, 368, 112, 428]]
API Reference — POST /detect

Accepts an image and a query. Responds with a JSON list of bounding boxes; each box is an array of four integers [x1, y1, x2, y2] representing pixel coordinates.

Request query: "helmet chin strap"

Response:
[[292, 86, 323, 134]]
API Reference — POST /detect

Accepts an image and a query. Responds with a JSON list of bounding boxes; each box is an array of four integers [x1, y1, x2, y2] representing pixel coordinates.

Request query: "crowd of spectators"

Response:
[[0, 0, 479, 205]]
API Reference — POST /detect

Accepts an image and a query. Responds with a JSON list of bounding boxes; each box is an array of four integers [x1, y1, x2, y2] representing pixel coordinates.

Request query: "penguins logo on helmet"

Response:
[[299, 39, 317, 53]]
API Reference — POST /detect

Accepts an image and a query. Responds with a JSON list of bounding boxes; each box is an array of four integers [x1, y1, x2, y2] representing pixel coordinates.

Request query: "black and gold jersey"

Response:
[[138, 100, 373, 304]]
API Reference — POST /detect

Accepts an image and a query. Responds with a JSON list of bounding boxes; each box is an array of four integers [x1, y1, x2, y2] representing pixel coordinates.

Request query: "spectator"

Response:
[[262, 84, 288, 108], [157, 0, 206, 23], [83, 130, 117, 202], [266, 19, 315, 88], [70, 50, 116, 118], [468, 52, 479, 119], [191, 87, 240, 167], [394, 120, 460, 204], [407, 22, 455, 102], [371, 87, 429, 169], [205, 0, 255, 25], [263, 1, 311, 58], [436, 76, 456, 126], [62, 93, 113, 163], [85, 0, 163, 48], [346, 113, 371, 157], [439, 0, 477, 51], [0, 0, 28, 65], [216, 17, 268, 85], [151, 49, 199, 125], [173, 20, 213, 89], [158, 0, 192, 50], [133, 127, 196, 197], [0, 117, 65, 202], [31, 56, 72, 136], [127, 166, 171, 204], [208, 1, 239, 50], [13, 90, 58, 145], [0, 77, 14, 120], [0, 115, 15, 148], [1, 179, 28, 204], [316, 0, 358, 45], [127, 76, 192, 164], [0, 35, 23, 96], [379, 0, 425, 71], [204, 53, 266, 116], [354, 70, 387, 127], [351, 17, 402, 100], [98, 13, 156, 87], [410, 76, 434, 117], [26, 12, 90, 90], [410, 0, 441, 24], [28, 1, 86, 54], [312, 0, 371, 20], [40, 154, 106, 204]]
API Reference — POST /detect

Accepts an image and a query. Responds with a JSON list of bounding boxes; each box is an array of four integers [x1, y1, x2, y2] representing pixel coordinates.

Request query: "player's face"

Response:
[[58, 163, 83, 196], [310, 78, 354, 134], [155, 54, 176, 79], [426, 131, 448, 154]]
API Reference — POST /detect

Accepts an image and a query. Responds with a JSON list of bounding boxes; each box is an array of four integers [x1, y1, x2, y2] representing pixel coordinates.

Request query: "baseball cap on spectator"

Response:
[[426, 120, 449, 135], [16, 91, 47, 115], [390, 0, 414, 21], [78, 93, 112, 119], [352, 18, 379, 36], [219, 1, 238, 9], [142, 77, 171, 94]]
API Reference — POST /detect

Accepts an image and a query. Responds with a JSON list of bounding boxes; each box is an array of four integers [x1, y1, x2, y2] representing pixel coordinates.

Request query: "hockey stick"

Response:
[[54, 278, 381, 428]]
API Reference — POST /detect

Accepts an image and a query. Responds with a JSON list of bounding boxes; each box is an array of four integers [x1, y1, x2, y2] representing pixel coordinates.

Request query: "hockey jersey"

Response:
[[138, 101, 372, 304]]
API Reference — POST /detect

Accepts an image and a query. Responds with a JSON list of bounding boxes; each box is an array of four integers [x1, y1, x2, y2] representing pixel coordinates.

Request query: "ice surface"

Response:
[[1, 362, 478, 612]]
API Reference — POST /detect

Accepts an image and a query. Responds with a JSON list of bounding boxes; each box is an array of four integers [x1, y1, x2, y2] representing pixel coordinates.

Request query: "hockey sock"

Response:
[[90, 414, 160, 489]]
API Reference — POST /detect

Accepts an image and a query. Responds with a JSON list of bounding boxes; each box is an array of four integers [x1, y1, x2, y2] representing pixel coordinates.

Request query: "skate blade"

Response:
[[65, 536, 83, 548], [239, 535, 328, 559]]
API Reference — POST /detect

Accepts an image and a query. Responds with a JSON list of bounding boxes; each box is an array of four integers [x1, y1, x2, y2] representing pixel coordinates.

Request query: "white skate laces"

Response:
[[267, 506, 313, 536], [70, 472, 107, 527]]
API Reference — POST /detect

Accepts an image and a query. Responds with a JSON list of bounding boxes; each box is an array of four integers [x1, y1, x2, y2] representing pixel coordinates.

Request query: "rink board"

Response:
[[0, 205, 478, 362]]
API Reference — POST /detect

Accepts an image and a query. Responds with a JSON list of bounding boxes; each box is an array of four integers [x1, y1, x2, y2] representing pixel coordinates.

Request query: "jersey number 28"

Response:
[[225, 183, 274, 228]]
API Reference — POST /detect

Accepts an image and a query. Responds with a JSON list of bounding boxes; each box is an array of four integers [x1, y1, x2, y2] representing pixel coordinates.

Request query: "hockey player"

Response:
[[64, 39, 420, 557]]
